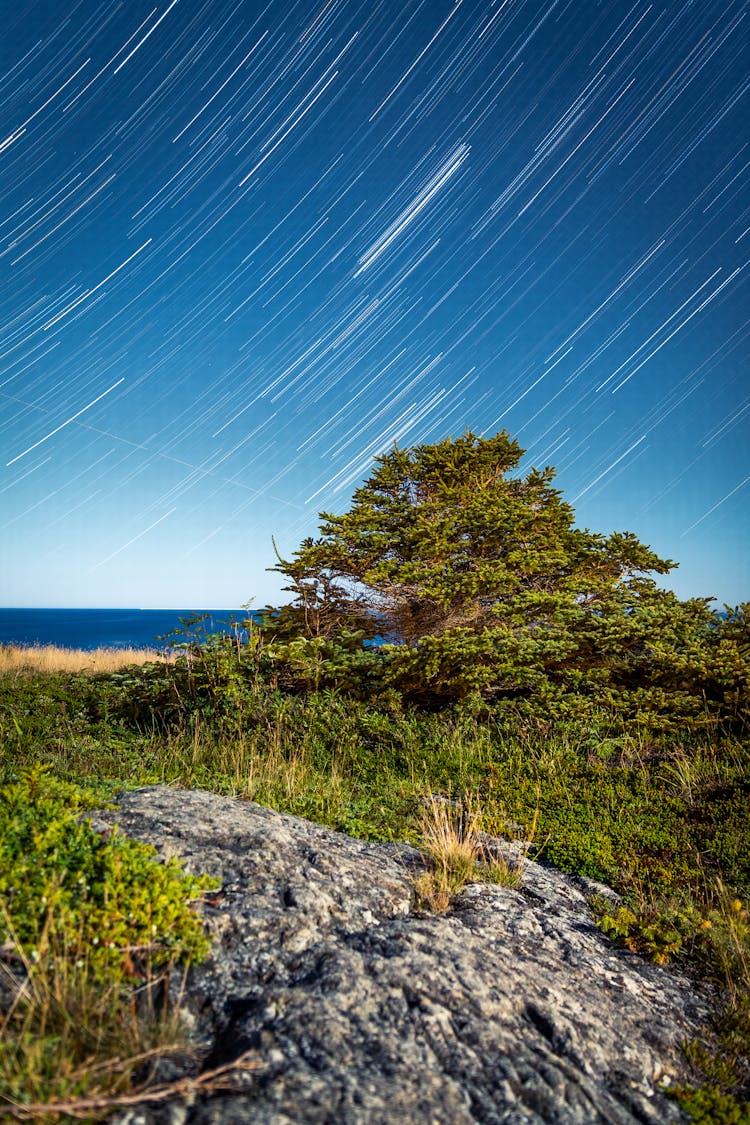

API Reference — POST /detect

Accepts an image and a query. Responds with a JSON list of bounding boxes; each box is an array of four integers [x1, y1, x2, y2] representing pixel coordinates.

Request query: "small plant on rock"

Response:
[[413, 794, 525, 913]]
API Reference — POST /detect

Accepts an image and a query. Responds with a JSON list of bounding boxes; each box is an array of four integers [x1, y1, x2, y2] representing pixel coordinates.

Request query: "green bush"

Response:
[[0, 767, 214, 972], [269, 430, 750, 725], [675, 1085, 750, 1124], [0, 767, 216, 1114]]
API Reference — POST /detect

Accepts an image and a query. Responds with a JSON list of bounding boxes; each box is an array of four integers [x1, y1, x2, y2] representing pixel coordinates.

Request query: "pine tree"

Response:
[[272, 432, 717, 704]]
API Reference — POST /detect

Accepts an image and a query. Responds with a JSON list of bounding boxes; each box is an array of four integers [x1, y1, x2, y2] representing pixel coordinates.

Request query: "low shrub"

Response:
[[0, 767, 216, 1117]]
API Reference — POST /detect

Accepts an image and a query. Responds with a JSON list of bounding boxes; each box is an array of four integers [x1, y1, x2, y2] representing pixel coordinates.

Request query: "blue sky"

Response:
[[1, 0, 748, 609]]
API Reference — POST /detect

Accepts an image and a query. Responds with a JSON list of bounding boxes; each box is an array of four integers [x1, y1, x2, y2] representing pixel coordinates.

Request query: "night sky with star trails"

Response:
[[1, 0, 747, 609]]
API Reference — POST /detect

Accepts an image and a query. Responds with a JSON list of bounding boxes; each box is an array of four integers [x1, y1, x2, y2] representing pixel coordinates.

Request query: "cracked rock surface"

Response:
[[95, 786, 707, 1124]]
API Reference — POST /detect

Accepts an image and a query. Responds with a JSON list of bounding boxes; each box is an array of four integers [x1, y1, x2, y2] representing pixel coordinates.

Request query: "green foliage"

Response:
[[267, 631, 384, 696], [674, 1085, 750, 1124], [674, 1041, 750, 1123], [270, 430, 749, 726], [0, 765, 214, 972], [275, 430, 673, 652], [592, 897, 699, 965], [0, 767, 216, 1114], [591, 882, 750, 1119]]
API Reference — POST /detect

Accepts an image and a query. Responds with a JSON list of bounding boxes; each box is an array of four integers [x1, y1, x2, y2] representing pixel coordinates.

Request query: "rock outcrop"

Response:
[[94, 786, 708, 1124]]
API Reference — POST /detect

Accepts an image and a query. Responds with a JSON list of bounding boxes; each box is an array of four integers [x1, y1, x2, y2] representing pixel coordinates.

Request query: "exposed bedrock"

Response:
[[95, 787, 708, 1124]]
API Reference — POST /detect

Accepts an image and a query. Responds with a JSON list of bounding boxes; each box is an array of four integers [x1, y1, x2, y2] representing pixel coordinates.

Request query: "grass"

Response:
[[413, 794, 527, 912], [0, 768, 216, 1121], [1, 642, 749, 1120], [0, 645, 172, 675], [1, 912, 188, 1118]]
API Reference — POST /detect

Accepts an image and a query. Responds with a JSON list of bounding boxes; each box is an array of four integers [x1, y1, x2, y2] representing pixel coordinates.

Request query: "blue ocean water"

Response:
[[0, 609, 248, 651]]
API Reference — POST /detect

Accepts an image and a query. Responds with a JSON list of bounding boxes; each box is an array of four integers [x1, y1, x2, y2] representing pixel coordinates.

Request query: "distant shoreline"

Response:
[[0, 607, 249, 652]]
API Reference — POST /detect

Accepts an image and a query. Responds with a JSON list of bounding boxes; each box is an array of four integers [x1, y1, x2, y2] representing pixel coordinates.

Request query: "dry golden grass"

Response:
[[0, 644, 172, 675], [0, 909, 185, 1118], [0, 901, 261, 1121], [413, 794, 526, 913]]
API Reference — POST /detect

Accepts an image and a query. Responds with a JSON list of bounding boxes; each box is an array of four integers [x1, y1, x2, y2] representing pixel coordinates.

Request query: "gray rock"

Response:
[[94, 786, 708, 1124]]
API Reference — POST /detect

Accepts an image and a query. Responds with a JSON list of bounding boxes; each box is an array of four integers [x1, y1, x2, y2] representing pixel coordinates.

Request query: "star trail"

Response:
[[1, 0, 748, 608]]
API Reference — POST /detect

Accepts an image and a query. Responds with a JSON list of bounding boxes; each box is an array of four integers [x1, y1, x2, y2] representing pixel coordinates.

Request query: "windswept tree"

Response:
[[271, 430, 739, 717]]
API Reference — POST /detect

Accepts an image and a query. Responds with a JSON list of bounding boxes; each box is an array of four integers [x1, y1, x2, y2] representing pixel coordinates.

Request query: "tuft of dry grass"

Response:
[[0, 906, 187, 1120], [413, 794, 527, 913], [0, 645, 172, 675], [0, 924, 262, 1122]]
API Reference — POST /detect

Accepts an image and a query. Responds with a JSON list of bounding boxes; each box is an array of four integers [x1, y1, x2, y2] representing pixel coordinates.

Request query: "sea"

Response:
[[0, 608, 249, 652]]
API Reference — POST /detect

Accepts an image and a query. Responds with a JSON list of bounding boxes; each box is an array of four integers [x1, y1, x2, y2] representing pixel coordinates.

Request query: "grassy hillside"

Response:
[[1, 641, 748, 1122]]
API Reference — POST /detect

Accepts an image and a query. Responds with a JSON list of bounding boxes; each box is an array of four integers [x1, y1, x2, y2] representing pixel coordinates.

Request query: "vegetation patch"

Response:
[[0, 767, 216, 1119], [412, 794, 526, 913], [1, 431, 748, 1120], [0, 645, 171, 676]]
